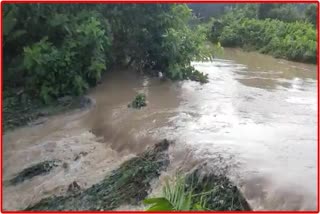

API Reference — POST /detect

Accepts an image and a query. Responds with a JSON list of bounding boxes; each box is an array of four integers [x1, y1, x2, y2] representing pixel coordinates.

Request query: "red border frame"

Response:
[[0, 1, 318, 213]]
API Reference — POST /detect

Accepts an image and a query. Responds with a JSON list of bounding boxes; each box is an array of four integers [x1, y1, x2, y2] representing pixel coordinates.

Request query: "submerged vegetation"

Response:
[[23, 140, 250, 211], [128, 93, 147, 109], [9, 160, 60, 185], [144, 169, 250, 211], [26, 140, 171, 211], [186, 168, 250, 211], [3, 91, 93, 132]]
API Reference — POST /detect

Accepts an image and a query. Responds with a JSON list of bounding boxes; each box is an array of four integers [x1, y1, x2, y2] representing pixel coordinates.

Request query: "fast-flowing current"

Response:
[[3, 48, 317, 211]]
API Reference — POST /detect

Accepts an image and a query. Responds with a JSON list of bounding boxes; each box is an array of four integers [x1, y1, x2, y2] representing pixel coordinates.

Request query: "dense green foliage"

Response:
[[190, 3, 315, 23], [4, 4, 212, 104], [188, 4, 230, 20], [108, 4, 213, 82], [4, 4, 111, 103], [208, 4, 317, 63], [23, 15, 110, 103], [234, 3, 317, 23], [256, 4, 301, 22], [305, 4, 317, 26]]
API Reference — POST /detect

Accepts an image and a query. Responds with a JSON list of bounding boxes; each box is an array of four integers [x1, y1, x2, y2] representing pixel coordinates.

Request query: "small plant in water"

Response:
[[128, 93, 147, 109], [143, 175, 208, 211], [189, 70, 209, 84]]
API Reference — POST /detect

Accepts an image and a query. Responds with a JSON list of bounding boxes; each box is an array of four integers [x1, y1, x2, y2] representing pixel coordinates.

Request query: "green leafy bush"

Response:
[[22, 11, 110, 103], [107, 4, 212, 83], [212, 15, 316, 63], [128, 93, 147, 109]]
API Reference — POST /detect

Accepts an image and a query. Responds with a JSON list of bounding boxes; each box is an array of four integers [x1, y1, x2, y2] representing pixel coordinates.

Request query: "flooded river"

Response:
[[3, 48, 317, 211]]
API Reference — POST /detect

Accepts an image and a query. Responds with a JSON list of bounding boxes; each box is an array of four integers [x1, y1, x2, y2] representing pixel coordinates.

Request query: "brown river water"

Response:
[[3, 48, 317, 211]]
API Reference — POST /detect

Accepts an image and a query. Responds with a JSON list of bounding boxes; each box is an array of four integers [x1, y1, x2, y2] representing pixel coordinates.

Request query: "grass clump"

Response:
[[128, 93, 147, 109], [186, 168, 250, 211], [144, 168, 251, 211]]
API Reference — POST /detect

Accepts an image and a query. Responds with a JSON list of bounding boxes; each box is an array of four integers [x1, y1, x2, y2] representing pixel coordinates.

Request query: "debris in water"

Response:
[[62, 162, 69, 170], [67, 181, 81, 195], [79, 96, 96, 109], [74, 151, 89, 161]]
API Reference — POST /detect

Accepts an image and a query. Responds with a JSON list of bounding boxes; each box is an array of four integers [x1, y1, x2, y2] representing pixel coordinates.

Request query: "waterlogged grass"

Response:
[[26, 140, 171, 211], [9, 160, 60, 185], [144, 169, 250, 211], [186, 169, 250, 211], [3, 92, 45, 132], [3, 91, 93, 132]]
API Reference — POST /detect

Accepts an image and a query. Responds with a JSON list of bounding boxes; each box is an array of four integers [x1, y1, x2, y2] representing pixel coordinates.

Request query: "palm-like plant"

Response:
[[143, 175, 208, 211]]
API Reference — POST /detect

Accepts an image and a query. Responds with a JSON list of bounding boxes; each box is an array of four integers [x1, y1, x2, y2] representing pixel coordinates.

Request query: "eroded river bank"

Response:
[[3, 48, 317, 211]]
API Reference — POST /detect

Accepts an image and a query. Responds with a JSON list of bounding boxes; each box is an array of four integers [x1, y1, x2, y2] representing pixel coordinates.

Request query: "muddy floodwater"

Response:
[[3, 48, 317, 211]]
